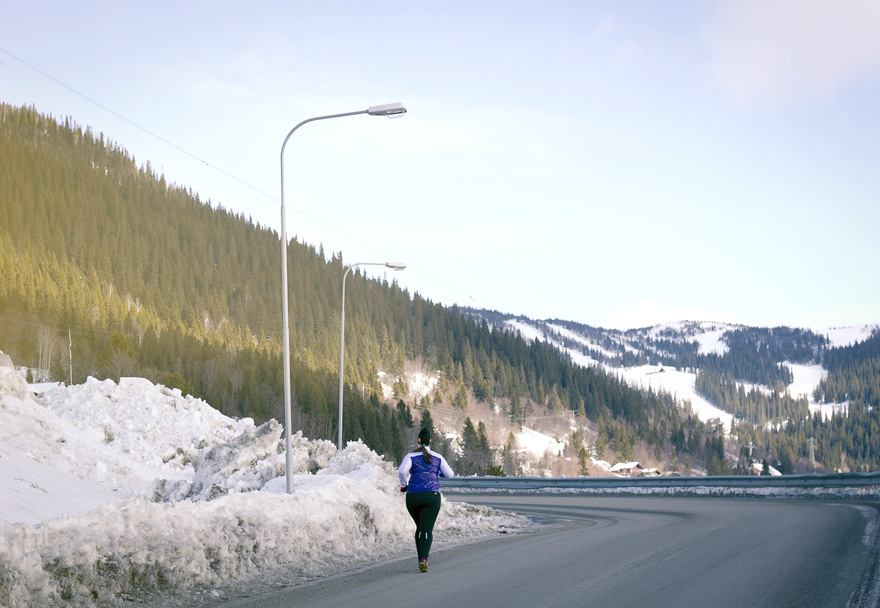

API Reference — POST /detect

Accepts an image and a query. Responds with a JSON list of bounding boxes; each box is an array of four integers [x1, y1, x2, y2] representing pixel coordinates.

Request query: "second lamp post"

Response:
[[338, 261, 406, 451]]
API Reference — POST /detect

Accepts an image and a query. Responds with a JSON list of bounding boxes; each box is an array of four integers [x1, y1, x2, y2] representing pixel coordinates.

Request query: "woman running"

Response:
[[398, 427, 455, 572]]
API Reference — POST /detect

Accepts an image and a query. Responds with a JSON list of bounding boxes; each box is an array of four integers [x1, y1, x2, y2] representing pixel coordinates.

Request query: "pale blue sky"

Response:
[[2, 1, 878, 330]]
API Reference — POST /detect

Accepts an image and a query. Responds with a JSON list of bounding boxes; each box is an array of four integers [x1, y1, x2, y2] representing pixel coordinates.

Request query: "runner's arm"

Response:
[[439, 455, 455, 479], [398, 453, 413, 488]]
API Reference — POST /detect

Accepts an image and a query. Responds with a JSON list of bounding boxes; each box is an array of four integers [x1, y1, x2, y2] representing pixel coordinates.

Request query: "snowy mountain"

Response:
[[0, 357, 527, 608], [464, 310, 879, 429]]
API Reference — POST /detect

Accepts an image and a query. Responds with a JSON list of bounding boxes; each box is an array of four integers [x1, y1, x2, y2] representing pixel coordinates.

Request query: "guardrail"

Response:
[[441, 472, 880, 490]]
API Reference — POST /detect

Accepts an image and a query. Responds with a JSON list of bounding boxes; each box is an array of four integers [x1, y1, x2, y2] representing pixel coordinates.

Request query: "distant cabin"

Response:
[[610, 462, 643, 477]]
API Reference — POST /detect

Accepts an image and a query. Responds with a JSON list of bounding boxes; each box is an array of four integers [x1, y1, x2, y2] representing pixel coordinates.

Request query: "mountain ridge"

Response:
[[458, 307, 880, 472]]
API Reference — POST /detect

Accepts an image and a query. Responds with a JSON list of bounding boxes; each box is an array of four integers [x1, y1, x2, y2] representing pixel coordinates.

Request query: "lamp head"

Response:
[[385, 262, 407, 270], [367, 102, 407, 118]]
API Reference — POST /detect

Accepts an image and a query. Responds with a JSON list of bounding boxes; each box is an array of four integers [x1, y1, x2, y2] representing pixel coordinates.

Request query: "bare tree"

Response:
[[36, 325, 60, 381], [102, 350, 137, 382], [228, 366, 245, 412], [202, 358, 221, 395]]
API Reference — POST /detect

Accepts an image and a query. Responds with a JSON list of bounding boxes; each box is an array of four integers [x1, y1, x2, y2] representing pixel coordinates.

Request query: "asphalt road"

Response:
[[215, 494, 880, 608]]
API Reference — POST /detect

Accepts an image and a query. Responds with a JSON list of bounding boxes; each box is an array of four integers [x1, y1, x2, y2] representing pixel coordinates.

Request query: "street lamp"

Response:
[[280, 103, 407, 494], [338, 262, 407, 451]]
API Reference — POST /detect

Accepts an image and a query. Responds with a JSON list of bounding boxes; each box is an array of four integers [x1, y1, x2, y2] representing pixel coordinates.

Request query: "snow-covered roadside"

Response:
[[1, 465, 523, 608], [0, 362, 528, 608]]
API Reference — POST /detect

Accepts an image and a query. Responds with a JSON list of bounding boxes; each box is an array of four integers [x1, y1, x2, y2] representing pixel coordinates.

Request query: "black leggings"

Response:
[[405, 491, 442, 560]]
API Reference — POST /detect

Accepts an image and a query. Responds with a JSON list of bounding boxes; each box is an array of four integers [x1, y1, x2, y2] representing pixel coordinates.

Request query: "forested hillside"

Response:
[[474, 313, 880, 471], [734, 328, 880, 474], [0, 103, 691, 467]]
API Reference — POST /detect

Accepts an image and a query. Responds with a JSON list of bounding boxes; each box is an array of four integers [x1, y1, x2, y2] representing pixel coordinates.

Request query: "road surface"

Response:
[[213, 494, 880, 608]]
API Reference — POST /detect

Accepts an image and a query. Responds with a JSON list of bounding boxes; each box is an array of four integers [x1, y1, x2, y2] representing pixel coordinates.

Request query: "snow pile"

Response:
[[0, 373, 127, 523], [0, 365, 528, 608], [39, 377, 246, 473], [154, 419, 287, 502]]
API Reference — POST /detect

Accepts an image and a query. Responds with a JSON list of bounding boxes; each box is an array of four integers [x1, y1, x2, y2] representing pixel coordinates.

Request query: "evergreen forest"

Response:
[[0, 103, 692, 468]]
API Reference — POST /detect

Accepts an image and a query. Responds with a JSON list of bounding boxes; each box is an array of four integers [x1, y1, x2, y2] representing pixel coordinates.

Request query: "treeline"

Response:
[[724, 327, 826, 365], [657, 327, 826, 388], [655, 412, 731, 475], [726, 332, 880, 471], [735, 405, 880, 472], [816, 331, 880, 406], [695, 369, 810, 425], [0, 103, 683, 462], [695, 327, 826, 389], [697, 348, 793, 389]]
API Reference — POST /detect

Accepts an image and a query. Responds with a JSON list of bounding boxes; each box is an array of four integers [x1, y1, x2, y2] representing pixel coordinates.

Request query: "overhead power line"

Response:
[[0, 310, 117, 342]]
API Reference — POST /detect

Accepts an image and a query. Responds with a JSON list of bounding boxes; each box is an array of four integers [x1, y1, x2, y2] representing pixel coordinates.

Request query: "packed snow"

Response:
[[821, 324, 880, 348], [616, 365, 734, 431], [785, 362, 848, 419], [0, 360, 528, 608], [505, 318, 546, 343], [693, 328, 729, 355]]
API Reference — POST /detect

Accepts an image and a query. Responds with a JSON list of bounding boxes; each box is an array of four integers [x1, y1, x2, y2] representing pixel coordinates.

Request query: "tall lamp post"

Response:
[[280, 103, 406, 494], [338, 262, 406, 451]]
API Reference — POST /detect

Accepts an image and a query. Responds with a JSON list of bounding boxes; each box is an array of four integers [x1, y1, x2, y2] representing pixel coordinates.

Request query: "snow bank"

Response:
[[39, 376, 247, 474], [0, 366, 529, 608], [0, 458, 523, 608]]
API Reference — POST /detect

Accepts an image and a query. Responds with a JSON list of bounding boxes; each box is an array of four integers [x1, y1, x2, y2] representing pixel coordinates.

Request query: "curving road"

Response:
[[217, 495, 880, 608]]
